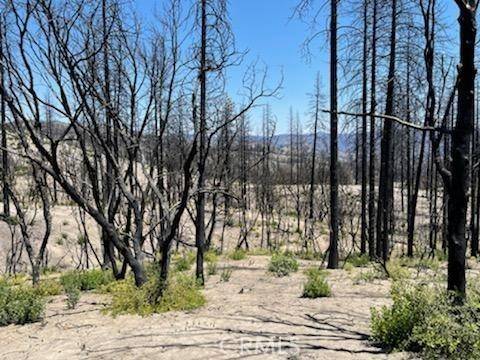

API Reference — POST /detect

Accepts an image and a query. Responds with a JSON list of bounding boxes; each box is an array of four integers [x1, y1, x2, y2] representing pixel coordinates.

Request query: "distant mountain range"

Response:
[[248, 132, 353, 153]]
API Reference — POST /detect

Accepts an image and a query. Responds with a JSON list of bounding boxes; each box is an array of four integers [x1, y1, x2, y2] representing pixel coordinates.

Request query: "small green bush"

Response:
[[371, 282, 435, 350], [229, 248, 247, 261], [268, 252, 299, 277], [175, 256, 193, 272], [207, 262, 218, 275], [416, 258, 440, 272], [108, 273, 205, 316], [41, 266, 59, 275], [386, 261, 410, 281], [220, 267, 233, 282], [205, 249, 219, 275], [204, 250, 219, 264], [345, 253, 370, 267], [302, 268, 331, 298], [398, 257, 440, 272], [370, 281, 480, 359], [158, 274, 206, 312], [413, 304, 480, 359], [343, 262, 354, 272], [248, 248, 273, 256], [60, 269, 114, 291], [64, 283, 81, 309], [0, 282, 45, 326], [353, 268, 386, 284], [35, 279, 62, 296], [296, 250, 322, 260], [173, 251, 196, 272]]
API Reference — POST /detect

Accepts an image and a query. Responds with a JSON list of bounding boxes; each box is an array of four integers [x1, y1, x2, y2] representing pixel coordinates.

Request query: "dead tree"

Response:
[[327, 0, 339, 269]]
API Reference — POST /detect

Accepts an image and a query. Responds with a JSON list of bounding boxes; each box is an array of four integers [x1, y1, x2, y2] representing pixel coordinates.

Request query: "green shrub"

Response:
[[3, 274, 28, 286], [175, 256, 193, 272], [398, 257, 440, 272], [413, 304, 480, 359], [343, 262, 354, 272], [372, 280, 480, 358], [207, 261, 218, 275], [416, 258, 440, 272], [296, 250, 322, 260], [345, 253, 370, 267], [268, 252, 299, 277], [173, 251, 196, 272], [64, 283, 81, 309], [220, 267, 233, 282], [0, 282, 45, 326], [158, 274, 205, 312], [386, 261, 410, 281], [248, 248, 272, 256], [60, 269, 114, 291], [108, 273, 205, 316], [353, 268, 386, 284], [35, 279, 62, 296], [204, 250, 218, 264], [302, 268, 331, 298], [371, 282, 436, 350], [229, 248, 247, 261], [41, 266, 59, 275], [434, 250, 448, 262]]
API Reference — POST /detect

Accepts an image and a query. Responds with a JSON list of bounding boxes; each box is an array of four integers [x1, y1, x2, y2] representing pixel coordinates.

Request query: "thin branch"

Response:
[[322, 110, 450, 133]]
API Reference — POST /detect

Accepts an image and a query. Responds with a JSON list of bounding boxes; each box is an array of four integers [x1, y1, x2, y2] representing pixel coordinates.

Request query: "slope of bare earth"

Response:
[[0, 256, 410, 360]]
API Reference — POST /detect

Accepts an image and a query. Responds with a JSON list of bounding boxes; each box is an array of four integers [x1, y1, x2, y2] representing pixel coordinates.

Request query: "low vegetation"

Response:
[[173, 252, 196, 272], [268, 252, 299, 277], [371, 280, 480, 359], [220, 267, 233, 282], [35, 279, 63, 297], [302, 268, 331, 298], [228, 248, 247, 261], [60, 269, 114, 291], [0, 281, 45, 326], [64, 283, 81, 309], [108, 273, 205, 317], [344, 253, 370, 267]]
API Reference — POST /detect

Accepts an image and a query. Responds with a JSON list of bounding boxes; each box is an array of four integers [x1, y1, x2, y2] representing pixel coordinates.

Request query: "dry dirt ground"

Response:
[[0, 256, 409, 360]]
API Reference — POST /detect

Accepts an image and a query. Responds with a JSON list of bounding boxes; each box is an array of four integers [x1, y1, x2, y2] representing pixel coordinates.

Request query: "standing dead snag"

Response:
[[376, 0, 397, 262], [195, 0, 208, 287], [447, 0, 476, 299], [327, 0, 339, 269], [360, 0, 368, 255], [0, 13, 8, 217], [368, 0, 378, 259]]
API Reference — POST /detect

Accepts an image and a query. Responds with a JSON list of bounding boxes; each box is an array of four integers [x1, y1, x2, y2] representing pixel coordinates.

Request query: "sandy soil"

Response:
[[0, 256, 409, 360]]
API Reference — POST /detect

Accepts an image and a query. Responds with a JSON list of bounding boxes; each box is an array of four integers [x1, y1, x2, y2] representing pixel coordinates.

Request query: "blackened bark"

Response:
[[195, 0, 207, 286], [376, 0, 396, 261], [0, 15, 8, 216], [328, 0, 339, 269], [368, 0, 377, 259], [448, 2, 476, 299], [360, 0, 368, 255]]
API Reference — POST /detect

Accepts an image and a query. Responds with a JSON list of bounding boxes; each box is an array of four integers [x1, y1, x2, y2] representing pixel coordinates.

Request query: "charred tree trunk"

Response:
[[368, 0, 377, 259], [0, 15, 8, 216], [376, 0, 397, 261], [360, 0, 368, 255], [195, 0, 208, 286], [447, 1, 476, 299], [327, 0, 339, 269]]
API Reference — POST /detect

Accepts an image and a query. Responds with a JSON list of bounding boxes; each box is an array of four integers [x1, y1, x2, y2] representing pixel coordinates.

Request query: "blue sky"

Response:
[[226, 0, 326, 134], [134, 0, 461, 134]]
